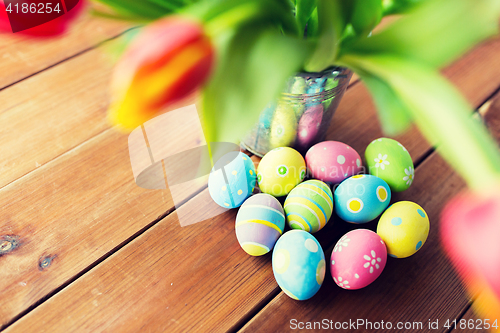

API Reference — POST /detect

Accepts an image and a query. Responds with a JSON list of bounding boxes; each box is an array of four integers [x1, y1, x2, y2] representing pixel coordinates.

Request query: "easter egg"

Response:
[[269, 102, 297, 149], [377, 201, 429, 258], [284, 179, 333, 233], [306, 141, 363, 184], [330, 229, 387, 290], [235, 193, 285, 256], [208, 151, 256, 208], [257, 147, 306, 197], [365, 138, 414, 192], [334, 174, 391, 223], [272, 230, 325, 300], [297, 105, 323, 148]]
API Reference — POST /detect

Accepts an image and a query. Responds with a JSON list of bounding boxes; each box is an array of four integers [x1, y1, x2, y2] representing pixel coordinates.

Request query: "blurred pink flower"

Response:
[[441, 187, 500, 322]]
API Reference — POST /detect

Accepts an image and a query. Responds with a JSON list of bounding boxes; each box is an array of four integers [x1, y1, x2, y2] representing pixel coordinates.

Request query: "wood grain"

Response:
[[451, 307, 499, 333], [240, 151, 472, 333], [2, 25, 500, 333], [0, 11, 131, 89], [7, 35, 500, 331]]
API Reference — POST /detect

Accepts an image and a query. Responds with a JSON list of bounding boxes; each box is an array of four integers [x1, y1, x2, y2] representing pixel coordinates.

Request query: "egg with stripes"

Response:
[[208, 151, 256, 209], [273, 230, 325, 300], [235, 194, 285, 256], [284, 180, 333, 233], [334, 175, 391, 223]]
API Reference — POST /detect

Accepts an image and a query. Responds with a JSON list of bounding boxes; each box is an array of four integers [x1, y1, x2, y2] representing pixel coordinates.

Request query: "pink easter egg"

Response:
[[305, 141, 363, 184], [297, 105, 323, 148], [330, 229, 387, 290]]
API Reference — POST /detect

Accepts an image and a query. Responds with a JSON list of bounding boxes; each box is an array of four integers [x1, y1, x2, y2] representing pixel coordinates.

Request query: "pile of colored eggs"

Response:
[[208, 137, 430, 300]]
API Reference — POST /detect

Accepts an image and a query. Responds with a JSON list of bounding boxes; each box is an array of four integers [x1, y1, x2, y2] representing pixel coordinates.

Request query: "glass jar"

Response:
[[241, 67, 352, 157]]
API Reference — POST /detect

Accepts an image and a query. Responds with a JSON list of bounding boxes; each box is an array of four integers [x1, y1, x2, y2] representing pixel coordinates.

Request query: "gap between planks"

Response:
[[235, 86, 500, 333]]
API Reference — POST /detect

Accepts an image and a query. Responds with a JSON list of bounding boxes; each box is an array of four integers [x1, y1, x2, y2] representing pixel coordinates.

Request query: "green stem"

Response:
[[340, 54, 500, 190]]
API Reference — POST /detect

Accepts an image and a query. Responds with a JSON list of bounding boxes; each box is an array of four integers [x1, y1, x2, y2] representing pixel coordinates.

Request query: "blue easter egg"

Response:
[[272, 230, 325, 300], [208, 152, 256, 208], [334, 175, 391, 223]]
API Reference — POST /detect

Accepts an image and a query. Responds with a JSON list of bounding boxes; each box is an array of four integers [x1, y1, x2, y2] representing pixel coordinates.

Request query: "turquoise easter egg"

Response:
[[365, 138, 414, 192], [208, 152, 256, 208], [284, 180, 333, 233], [273, 230, 325, 300], [334, 175, 391, 223], [235, 193, 285, 256]]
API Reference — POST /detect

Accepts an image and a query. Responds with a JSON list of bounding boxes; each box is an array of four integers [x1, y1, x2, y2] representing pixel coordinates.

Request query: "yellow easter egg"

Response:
[[257, 147, 306, 197], [269, 103, 297, 149], [377, 201, 429, 258]]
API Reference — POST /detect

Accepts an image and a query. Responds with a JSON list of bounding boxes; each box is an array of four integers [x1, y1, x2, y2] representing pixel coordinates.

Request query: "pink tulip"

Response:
[[441, 186, 500, 324], [108, 16, 215, 130]]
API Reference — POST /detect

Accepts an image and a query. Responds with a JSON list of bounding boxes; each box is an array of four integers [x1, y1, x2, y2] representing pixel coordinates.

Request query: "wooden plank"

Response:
[[0, 11, 131, 89], [240, 151, 473, 333], [0, 127, 208, 328], [3, 29, 500, 327], [7, 37, 500, 332], [450, 307, 499, 333]]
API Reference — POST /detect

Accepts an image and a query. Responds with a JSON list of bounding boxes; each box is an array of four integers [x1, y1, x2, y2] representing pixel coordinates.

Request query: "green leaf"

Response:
[[201, 25, 313, 147], [304, 0, 345, 71], [359, 73, 412, 135], [340, 53, 500, 189], [382, 0, 425, 15], [305, 7, 318, 37], [349, 0, 383, 37], [92, 0, 177, 20], [295, 0, 318, 36], [343, 0, 500, 68]]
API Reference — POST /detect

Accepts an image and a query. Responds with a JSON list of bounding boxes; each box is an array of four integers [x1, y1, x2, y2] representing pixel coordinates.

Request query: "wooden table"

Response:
[[1, 14, 500, 333]]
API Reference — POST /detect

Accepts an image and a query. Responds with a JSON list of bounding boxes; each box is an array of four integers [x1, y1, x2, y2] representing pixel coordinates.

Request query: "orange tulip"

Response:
[[109, 16, 215, 130]]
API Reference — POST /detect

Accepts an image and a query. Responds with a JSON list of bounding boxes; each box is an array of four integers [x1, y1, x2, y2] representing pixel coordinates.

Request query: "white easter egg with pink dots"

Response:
[[330, 229, 387, 290], [305, 141, 362, 184]]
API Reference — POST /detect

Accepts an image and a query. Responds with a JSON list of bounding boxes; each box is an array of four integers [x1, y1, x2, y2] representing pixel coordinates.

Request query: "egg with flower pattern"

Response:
[[273, 230, 325, 300], [334, 175, 391, 223], [330, 229, 387, 290], [365, 138, 414, 192], [208, 151, 256, 208]]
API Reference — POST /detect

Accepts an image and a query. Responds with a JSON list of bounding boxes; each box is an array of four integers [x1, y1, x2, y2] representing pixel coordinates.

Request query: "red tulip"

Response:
[[108, 16, 215, 130], [441, 186, 500, 326], [0, 0, 85, 37]]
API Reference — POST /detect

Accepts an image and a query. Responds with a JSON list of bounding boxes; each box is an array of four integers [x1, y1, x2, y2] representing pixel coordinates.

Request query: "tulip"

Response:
[[0, 0, 85, 37], [441, 186, 500, 327], [108, 16, 215, 130]]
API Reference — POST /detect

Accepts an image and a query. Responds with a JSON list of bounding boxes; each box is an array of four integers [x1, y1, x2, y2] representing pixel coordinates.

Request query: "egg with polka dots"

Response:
[[236, 193, 285, 256], [272, 230, 325, 300], [257, 147, 306, 197], [334, 175, 391, 223], [208, 151, 256, 209], [330, 229, 387, 290], [377, 201, 429, 258], [305, 141, 363, 184]]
